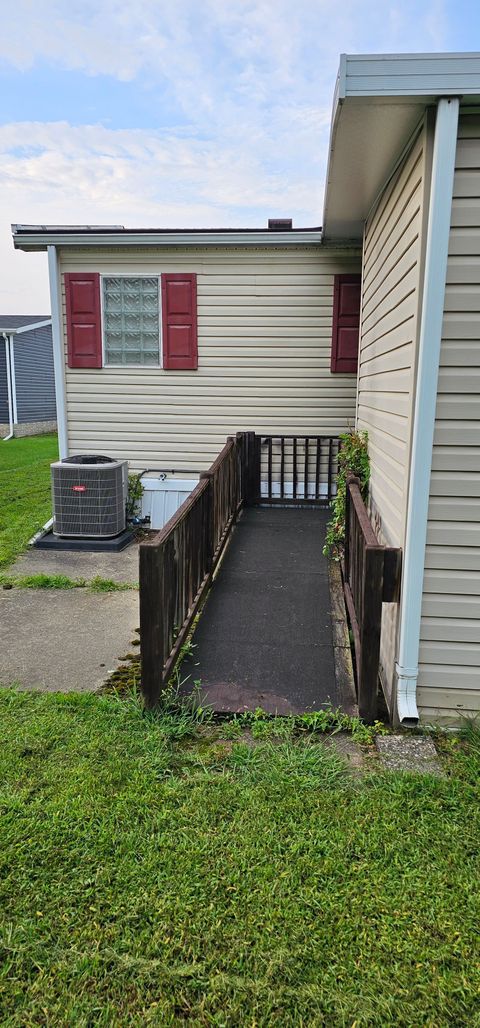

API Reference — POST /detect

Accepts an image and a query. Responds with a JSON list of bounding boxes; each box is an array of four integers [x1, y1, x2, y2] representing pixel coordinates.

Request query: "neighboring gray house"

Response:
[[1, 316, 56, 438]]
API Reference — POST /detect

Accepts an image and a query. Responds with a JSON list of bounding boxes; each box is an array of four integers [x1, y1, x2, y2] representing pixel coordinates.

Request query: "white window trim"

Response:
[[100, 273, 163, 369]]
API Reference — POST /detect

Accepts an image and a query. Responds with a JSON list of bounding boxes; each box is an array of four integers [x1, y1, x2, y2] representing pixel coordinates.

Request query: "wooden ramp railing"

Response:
[[237, 431, 339, 506], [140, 437, 241, 706], [343, 474, 401, 722], [140, 431, 340, 707]]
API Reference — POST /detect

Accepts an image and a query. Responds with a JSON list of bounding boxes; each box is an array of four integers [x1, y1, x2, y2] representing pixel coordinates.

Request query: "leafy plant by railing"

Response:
[[127, 473, 144, 518], [323, 431, 370, 558]]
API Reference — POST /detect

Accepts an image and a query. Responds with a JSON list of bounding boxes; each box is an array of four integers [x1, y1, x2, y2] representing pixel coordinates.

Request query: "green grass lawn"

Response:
[[0, 433, 58, 568], [0, 690, 479, 1026]]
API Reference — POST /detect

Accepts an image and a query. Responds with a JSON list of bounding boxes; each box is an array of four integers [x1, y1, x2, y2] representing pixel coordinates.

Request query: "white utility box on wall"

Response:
[[140, 474, 198, 531]]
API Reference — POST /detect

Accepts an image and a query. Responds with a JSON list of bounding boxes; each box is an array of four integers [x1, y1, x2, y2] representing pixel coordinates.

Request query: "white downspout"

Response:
[[48, 244, 68, 459], [9, 334, 18, 424], [2, 332, 14, 440], [396, 97, 460, 726]]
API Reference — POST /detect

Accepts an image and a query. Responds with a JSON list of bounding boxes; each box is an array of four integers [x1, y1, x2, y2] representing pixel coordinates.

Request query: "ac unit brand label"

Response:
[[72, 485, 87, 493]]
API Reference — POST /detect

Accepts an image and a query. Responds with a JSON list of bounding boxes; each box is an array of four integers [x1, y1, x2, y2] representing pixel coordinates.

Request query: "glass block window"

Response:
[[103, 277, 160, 365]]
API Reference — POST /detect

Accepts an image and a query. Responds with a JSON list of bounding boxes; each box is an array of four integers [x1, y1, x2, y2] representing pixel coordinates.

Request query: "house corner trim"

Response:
[[48, 245, 68, 458], [395, 97, 460, 726]]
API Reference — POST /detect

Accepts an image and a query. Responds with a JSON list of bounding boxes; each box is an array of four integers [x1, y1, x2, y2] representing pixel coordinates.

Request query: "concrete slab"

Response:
[[322, 732, 366, 771], [375, 734, 442, 775], [9, 540, 140, 584], [0, 588, 139, 692]]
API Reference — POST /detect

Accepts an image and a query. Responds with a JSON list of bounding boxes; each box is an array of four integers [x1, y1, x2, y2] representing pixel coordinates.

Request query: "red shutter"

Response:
[[65, 273, 102, 369], [331, 274, 361, 373], [161, 273, 198, 370]]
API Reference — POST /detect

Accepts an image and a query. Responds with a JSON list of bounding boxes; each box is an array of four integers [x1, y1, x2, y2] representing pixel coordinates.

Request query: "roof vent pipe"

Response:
[[268, 218, 292, 230]]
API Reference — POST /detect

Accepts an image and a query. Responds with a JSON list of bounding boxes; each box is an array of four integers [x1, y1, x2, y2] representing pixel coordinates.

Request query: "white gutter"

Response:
[[9, 335, 17, 424], [395, 97, 460, 726], [2, 332, 14, 440], [14, 228, 323, 250], [47, 245, 68, 459]]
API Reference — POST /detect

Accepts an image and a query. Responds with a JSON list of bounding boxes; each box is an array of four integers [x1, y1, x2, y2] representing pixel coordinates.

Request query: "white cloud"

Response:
[[0, 0, 453, 309], [0, 116, 326, 310]]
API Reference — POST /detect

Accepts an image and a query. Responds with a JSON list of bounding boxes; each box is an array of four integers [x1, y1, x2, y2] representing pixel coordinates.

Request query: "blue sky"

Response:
[[1, 0, 479, 310]]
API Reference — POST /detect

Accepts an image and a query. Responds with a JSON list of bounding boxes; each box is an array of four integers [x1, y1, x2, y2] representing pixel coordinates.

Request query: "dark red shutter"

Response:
[[331, 274, 361, 373], [161, 273, 198, 370], [65, 273, 102, 369]]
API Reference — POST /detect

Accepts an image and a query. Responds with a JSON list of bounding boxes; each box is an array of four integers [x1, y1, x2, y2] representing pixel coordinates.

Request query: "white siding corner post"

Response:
[[48, 244, 68, 458], [395, 97, 459, 726]]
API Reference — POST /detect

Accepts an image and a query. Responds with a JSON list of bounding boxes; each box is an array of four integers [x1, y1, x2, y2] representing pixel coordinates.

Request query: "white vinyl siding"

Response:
[[418, 113, 480, 723], [59, 245, 361, 472], [357, 119, 432, 711]]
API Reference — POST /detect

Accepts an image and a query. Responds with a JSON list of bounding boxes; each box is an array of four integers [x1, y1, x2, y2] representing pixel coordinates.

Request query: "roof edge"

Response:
[[12, 225, 324, 251]]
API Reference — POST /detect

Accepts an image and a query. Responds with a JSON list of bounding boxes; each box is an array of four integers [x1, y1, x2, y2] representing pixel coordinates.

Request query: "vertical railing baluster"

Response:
[[327, 438, 333, 501], [315, 437, 321, 500], [268, 436, 273, 500], [304, 438, 309, 500], [293, 437, 297, 499], [280, 437, 285, 499]]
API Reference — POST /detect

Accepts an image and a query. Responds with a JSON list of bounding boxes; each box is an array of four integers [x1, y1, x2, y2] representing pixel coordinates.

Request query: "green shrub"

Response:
[[126, 473, 144, 518], [323, 430, 370, 558]]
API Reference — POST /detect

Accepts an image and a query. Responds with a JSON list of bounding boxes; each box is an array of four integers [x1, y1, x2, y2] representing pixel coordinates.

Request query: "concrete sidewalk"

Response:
[[0, 540, 140, 693], [8, 540, 140, 584]]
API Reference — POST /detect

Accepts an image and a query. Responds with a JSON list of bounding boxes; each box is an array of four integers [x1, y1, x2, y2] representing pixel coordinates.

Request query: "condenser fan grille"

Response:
[[51, 458, 128, 538]]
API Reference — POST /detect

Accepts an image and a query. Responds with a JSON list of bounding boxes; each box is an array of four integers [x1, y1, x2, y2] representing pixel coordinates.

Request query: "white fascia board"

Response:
[[343, 52, 480, 98], [13, 229, 323, 251], [323, 51, 480, 238]]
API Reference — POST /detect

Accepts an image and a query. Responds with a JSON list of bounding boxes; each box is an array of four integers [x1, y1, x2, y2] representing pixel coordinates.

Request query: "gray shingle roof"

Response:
[[0, 315, 51, 331]]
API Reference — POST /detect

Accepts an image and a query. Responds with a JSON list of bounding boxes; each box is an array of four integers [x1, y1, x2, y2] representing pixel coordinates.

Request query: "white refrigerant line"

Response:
[[395, 97, 460, 726], [48, 244, 68, 459]]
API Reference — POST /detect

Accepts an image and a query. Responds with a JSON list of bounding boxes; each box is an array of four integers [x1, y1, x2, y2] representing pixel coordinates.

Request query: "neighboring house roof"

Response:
[[0, 315, 51, 334], [323, 51, 480, 239]]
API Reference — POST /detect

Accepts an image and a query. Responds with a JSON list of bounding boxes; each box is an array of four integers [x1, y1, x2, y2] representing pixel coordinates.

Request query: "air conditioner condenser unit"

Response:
[[51, 455, 128, 538]]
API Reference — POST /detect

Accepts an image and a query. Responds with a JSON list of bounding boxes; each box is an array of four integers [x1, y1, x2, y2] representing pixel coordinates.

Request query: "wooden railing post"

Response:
[[199, 471, 214, 579], [343, 473, 402, 724], [238, 431, 260, 506], [139, 540, 165, 708], [358, 544, 384, 723], [236, 432, 246, 505]]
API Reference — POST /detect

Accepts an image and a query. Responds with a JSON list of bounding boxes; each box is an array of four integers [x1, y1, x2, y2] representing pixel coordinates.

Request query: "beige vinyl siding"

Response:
[[356, 119, 432, 710], [60, 245, 360, 472], [418, 113, 480, 722]]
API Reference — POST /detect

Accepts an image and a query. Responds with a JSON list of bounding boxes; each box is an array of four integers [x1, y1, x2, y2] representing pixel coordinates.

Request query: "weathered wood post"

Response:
[[139, 537, 165, 708], [358, 543, 384, 723], [239, 431, 261, 505], [199, 471, 215, 580]]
